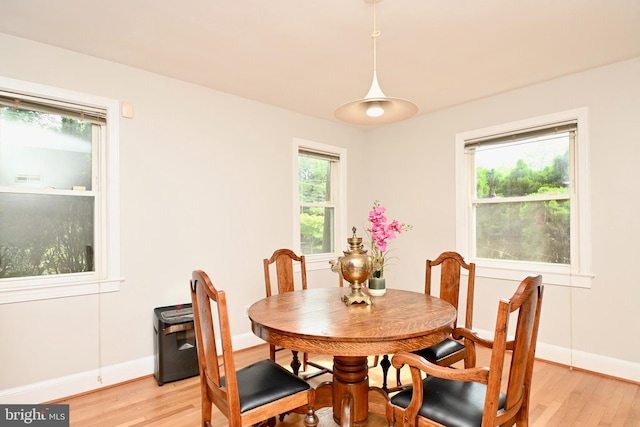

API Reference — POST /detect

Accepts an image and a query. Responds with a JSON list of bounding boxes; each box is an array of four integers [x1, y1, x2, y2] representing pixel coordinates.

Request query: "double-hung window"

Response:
[[294, 138, 346, 267], [0, 78, 121, 303], [455, 108, 592, 287]]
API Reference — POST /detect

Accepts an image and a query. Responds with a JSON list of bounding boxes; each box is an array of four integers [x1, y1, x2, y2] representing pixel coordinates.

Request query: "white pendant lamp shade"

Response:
[[334, 0, 418, 125], [334, 72, 418, 125]]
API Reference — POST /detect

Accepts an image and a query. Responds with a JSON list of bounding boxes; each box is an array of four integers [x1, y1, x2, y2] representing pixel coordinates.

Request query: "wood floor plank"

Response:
[[52, 344, 639, 426], [531, 400, 563, 427], [564, 374, 601, 425], [614, 381, 640, 427], [580, 376, 619, 426], [626, 386, 640, 427]]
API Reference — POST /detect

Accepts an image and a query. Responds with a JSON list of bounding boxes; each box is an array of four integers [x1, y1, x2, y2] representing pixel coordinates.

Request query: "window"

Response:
[[0, 77, 121, 303], [455, 109, 592, 287], [294, 139, 346, 266]]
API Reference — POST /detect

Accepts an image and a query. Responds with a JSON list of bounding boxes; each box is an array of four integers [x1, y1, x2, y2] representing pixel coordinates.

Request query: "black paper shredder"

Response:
[[153, 303, 199, 385]]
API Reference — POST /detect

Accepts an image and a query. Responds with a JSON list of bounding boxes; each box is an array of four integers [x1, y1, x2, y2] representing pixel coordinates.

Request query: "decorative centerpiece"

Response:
[[366, 200, 412, 296], [331, 227, 374, 305]]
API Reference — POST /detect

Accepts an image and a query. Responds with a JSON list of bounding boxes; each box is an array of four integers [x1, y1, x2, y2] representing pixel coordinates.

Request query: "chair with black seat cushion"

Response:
[[190, 269, 318, 427], [264, 248, 332, 379], [394, 251, 476, 389], [386, 274, 544, 427]]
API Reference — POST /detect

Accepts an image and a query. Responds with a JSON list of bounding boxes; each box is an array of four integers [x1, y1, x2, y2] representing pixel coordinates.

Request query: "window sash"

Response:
[[0, 107, 102, 281], [298, 151, 337, 255], [468, 128, 574, 265]]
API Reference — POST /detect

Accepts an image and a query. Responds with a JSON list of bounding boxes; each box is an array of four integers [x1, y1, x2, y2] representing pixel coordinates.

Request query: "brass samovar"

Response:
[[331, 227, 374, 305]]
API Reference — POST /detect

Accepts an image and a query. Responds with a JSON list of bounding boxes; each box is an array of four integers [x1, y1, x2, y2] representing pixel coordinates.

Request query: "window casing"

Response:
[[0, 77, 121, 303], [294, 139, 346, 268], [455, 108, 592, 287]]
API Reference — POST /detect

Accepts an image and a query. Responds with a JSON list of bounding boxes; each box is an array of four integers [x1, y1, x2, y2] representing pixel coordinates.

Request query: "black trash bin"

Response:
[[153, 303, 199, 385]]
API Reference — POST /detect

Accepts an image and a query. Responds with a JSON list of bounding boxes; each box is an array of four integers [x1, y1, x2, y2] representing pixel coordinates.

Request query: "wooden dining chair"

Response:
[[387, 274, 544, 427], [190, 270, 318, 427], [393, 251, 476, 389], [264, 248, 331, 379]]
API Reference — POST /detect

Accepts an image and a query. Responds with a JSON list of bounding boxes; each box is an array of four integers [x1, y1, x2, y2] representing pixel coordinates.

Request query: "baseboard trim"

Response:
[[2, 332, 637, 403], [535, 341, 640, 384], [0, 332, 264, 404], [0, 356, 154, 404], [474, 328, 640, 384]]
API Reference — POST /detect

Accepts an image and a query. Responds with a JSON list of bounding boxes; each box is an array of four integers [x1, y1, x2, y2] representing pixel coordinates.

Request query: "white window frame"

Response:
[[455, 108, 593, 288], [293, 138, 347, 270], [0, 76, 122, 304]]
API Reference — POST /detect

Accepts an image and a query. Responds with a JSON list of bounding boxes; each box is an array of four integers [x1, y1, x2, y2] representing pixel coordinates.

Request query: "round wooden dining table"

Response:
[[248, 287, 456, 426]]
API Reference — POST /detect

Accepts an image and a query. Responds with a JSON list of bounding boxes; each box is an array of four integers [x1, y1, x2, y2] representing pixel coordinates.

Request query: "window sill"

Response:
[[474, 265, 593, 288], [0, 277, 124, 304]]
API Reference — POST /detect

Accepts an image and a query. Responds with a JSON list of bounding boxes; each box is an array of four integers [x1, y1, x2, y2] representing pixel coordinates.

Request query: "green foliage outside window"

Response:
[[0, 107, 95, 279], [476, 200, 570, 263], [299, 155, 334, 254], [474, 143, 571, 264], [476, 151, 569, 198]]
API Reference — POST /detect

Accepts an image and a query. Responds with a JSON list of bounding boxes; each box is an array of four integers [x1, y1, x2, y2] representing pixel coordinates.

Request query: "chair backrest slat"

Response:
[[425, 251, 475, 330], [486, 274, 544, 426], [191, 270, 241, 418], [264, 248, 307, 297]]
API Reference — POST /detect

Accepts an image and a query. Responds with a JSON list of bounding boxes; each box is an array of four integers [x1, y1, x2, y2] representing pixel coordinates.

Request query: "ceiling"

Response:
[[1, 0, 639, 127]]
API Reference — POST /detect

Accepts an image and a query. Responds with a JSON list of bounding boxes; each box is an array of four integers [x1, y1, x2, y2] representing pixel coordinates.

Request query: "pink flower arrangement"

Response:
[[366, 200, 412, 278]]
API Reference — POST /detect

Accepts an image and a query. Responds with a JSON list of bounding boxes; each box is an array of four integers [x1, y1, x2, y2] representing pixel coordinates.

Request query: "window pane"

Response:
[[475, 200, 570, 263], [0, 193, 95, 278], [0, 107, 93, 190], [300, 206, 335, 255], [475, 135, 570, 199], [299, 155, 331, 202]]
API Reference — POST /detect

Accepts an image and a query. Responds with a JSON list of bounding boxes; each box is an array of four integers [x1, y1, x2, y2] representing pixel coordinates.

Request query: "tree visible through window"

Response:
[[471, 127, 573, 264], [298, 150, 338, 255], [0, 98, 103, 279]]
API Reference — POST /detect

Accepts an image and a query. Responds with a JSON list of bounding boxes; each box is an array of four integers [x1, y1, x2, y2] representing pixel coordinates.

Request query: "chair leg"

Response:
[[202, 394, 213, 427], [303, 352, 309, 372], [269, 344, 276, 362]]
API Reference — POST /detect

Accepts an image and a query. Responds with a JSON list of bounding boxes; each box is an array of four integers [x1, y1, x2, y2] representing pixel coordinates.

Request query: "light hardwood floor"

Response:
[[53, 344, 639, 426]]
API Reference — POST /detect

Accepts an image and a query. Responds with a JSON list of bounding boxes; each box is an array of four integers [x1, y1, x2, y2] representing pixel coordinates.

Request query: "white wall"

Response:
[[0, 34, 367, 402], [1, 32, 638, 403], [363, 56, 640, 381]]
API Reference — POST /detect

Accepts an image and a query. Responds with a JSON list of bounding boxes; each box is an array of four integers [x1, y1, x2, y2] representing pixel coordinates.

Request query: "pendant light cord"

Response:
[[371, 0, 380, 75]]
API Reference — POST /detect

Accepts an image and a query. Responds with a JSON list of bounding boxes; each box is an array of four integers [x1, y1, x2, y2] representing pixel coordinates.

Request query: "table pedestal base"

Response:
[[313, 357, 390, 426], [332, 356, 369, 425]]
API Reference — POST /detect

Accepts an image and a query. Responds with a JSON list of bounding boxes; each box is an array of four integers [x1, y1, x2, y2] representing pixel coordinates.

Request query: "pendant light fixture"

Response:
[[334, 0, 418, 125]]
